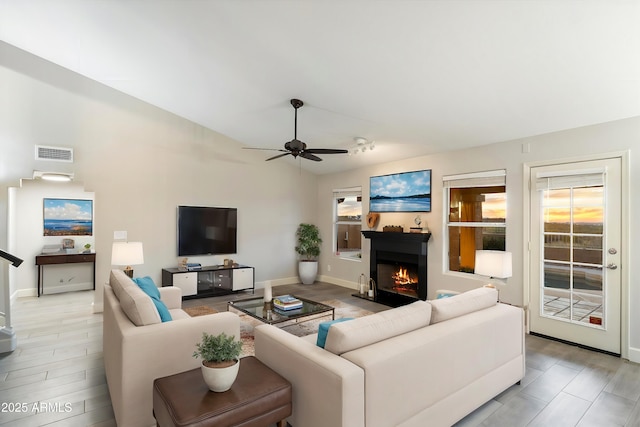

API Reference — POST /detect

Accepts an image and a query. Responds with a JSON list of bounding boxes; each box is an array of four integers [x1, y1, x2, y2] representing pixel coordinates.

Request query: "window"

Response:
[[444, 170, 506, 273], [333, 187, 362, 261]]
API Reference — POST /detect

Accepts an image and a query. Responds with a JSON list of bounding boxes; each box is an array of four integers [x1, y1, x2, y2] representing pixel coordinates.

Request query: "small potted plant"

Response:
[[295, 223, 322, 285], [83, 243, 92, 253], [193, 332, 242, 392]]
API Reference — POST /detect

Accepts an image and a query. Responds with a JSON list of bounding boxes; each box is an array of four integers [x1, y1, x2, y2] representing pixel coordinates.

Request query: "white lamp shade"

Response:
[[475, 250, 512, 279], [111, 242, 144, 266]]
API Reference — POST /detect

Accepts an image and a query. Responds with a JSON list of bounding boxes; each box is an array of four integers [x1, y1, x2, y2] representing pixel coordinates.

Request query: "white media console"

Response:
[[161, 264, 254, 299]]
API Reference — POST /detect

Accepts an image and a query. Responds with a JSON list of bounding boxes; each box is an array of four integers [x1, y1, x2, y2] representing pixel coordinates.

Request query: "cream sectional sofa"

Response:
[[103, 269, 240, 427], [255, 287, 524, 427]]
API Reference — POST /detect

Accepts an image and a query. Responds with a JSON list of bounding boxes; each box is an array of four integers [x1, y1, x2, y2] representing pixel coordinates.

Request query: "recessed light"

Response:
[[33, 171, 74, 182]]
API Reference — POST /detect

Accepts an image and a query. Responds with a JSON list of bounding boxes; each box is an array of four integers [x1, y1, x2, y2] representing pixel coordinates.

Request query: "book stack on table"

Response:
[[273, 295, 303, 311]]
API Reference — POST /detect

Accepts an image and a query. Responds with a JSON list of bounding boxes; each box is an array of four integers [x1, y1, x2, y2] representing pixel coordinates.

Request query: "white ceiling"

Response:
[[2, 1, 639, 174]]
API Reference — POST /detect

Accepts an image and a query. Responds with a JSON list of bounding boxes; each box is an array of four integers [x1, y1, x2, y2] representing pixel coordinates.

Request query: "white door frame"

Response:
[[522, 150, 630, 360]]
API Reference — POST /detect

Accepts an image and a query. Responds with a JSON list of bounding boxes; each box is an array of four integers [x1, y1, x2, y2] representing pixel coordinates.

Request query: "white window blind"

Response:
[[443, 169, 506, 188], [535, 169, 605, 191], [333, 187, 362, 199]]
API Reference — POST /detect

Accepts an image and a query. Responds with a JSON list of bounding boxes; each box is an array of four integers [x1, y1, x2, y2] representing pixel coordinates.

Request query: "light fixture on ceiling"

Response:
[[33, 171, 74, 182], [349, 137, 375, 155]]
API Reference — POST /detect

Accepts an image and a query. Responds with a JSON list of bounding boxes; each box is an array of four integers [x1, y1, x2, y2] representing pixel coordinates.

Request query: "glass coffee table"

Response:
[[227, 295, 334, 326]]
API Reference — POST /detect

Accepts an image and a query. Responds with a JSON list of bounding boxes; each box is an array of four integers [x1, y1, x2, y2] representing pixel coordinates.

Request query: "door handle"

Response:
[[606, 263, 618, 270]]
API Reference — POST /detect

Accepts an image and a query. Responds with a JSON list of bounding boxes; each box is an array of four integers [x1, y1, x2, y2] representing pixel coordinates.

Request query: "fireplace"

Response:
[[361, 231, 431, 307]]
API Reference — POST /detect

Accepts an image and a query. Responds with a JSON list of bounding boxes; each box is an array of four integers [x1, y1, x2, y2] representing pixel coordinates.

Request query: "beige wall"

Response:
[[0, 42, 316, 310], [317, 117, 639, 360]]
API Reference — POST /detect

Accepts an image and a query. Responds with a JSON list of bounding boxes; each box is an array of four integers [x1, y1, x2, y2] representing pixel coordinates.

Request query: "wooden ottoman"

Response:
[[153, 356, 292, 427]]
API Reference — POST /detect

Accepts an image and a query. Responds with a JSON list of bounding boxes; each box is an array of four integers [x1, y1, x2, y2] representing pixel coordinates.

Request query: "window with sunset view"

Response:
[[444, 170, 506, 274]]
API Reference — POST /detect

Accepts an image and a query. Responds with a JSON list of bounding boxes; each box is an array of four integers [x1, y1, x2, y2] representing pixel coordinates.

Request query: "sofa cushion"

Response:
[[109, 270, 161, 326], [169, 309, 191, 320], [429, 287, 498, 324], [324, 300, 431, 355]]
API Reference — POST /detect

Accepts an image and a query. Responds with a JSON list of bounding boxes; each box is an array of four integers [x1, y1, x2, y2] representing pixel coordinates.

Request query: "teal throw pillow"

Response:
[[317, 318, 354, 348], [133, 276, 172, 322], [133, 276, 161, 300], [436, 291, 459, 299], [152, 298, 172, 322]]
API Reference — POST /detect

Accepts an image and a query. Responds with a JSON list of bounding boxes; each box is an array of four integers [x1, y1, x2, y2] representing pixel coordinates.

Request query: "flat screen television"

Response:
[[177, 206, 237, 256], [369, 169, 431, 212]]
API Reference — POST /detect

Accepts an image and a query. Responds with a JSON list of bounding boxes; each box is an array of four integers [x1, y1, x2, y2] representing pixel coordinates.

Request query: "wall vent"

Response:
[[35, 145, 74, 162]]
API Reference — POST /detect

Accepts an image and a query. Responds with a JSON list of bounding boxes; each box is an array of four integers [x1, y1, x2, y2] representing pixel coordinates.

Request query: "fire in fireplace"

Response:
[[392, 267, 419, 293], [378, 263, 420, 299]]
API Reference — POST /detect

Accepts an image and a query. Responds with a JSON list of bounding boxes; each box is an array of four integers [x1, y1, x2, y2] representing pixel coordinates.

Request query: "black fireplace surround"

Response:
[[361, 231, 431, 307]]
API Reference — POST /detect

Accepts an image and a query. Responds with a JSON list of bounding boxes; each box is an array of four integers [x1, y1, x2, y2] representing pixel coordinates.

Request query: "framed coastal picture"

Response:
[[369, 169, 431, 212], [43, 198, 93, 236]]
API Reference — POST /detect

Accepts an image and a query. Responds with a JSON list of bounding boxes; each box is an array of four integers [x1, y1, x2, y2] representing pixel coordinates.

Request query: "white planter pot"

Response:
[[298, 260, 318, 285], [201, 359, 240, 392]]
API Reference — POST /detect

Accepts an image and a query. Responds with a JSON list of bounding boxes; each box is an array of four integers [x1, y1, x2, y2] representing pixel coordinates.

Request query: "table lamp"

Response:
[[475, 250, 512, 300], [111, 242, 144, 278]]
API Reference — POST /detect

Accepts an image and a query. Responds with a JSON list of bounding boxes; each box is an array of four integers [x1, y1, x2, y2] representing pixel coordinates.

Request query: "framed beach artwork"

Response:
[[369, 169, 432, 212], [43, 198, 93, 236]]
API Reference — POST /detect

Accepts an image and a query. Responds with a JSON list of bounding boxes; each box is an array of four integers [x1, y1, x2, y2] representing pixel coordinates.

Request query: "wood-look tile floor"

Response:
[[1, 284, 639, 426]]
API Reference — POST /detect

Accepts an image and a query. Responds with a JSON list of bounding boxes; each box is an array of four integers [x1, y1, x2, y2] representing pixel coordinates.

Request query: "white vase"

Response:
[[201, 359, 240, 392], [298, 260, 318, 285]]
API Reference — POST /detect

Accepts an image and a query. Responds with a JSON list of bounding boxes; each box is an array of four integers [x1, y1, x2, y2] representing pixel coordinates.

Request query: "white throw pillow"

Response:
[[429, 287, 497, 324]]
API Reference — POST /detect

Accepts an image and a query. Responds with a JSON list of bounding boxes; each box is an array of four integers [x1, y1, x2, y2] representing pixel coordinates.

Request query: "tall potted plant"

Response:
[[193, 332, 242, 392], [295, 223, 322, 285]]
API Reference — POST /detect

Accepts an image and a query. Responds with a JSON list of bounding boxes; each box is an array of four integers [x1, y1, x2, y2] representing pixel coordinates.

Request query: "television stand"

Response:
[[161, 264, 254, 300]]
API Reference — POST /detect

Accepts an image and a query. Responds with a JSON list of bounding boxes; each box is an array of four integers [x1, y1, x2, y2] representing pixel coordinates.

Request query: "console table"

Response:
[[35, 252, 96, 297]]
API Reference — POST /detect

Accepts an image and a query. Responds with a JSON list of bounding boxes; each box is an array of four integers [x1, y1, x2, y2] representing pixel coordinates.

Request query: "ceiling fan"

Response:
[[245, 99, 348, 162]]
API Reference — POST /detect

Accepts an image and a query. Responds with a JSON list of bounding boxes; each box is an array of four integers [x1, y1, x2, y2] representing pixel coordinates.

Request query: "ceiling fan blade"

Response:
[[304, 148, 349, 155], [243, 147, 288, 152], [266, 152, 292, 161], [300, 151, 322, 162]]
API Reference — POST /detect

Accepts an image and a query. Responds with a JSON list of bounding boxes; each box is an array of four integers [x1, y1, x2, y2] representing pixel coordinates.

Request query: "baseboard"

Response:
[[255, 277, 299, 289], [317, 275, 357, 290], [255, 276, 357, 290], [16, 288, 37, 298], [628, 346, 640, 363]]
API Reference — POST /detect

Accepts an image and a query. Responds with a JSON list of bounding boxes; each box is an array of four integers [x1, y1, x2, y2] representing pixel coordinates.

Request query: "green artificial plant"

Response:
[[193, 332, 242, 368], [295, 223, 322, 261]]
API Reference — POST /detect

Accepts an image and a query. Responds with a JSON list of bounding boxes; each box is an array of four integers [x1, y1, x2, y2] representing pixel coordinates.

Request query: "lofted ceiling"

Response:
[[1, 1, 639, 175]]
